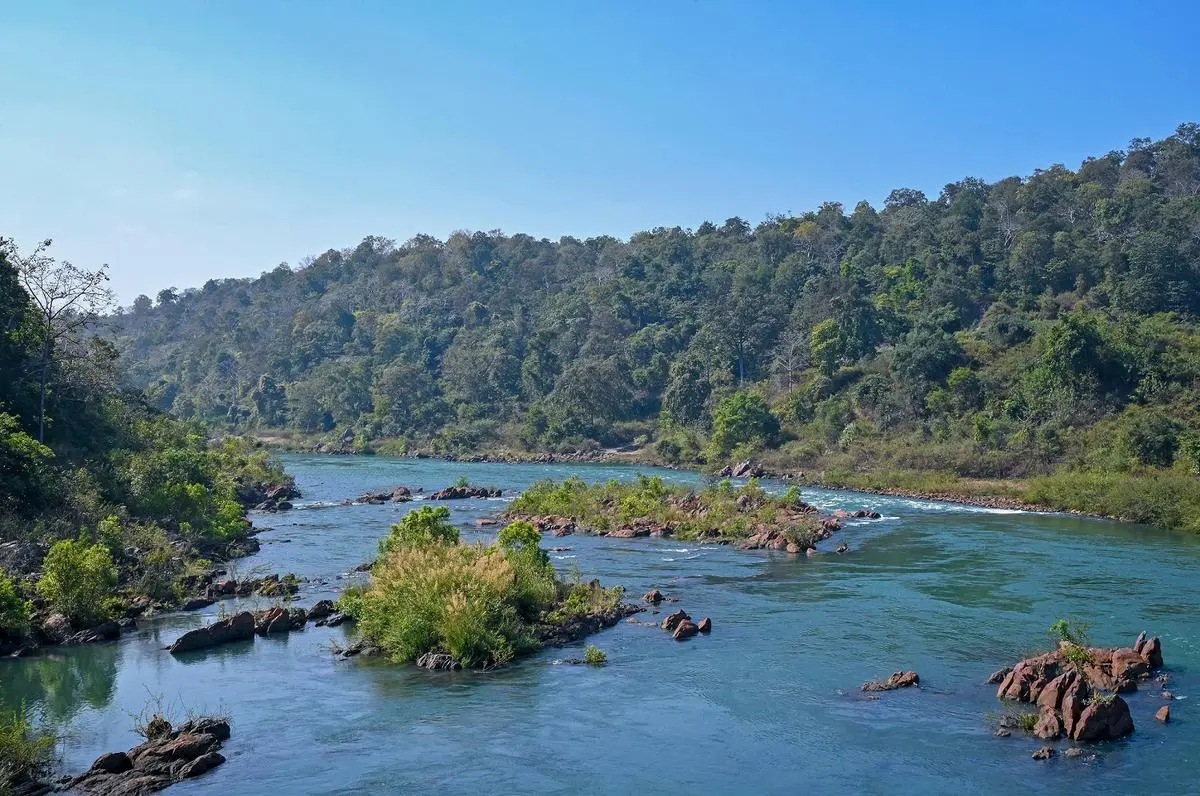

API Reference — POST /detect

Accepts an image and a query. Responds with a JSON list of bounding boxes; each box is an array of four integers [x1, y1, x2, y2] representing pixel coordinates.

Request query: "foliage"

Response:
[[583, 644, 607, 666], [352, 530, 557, 669], [0, 576, 32, 637], [0, 703, 55, 793], [510, 475, 822, 544], [36, 538, 118, 626], [708, 391, 780, 458], [379, 505, 460, 555], [1050, 618, 1096, 673]]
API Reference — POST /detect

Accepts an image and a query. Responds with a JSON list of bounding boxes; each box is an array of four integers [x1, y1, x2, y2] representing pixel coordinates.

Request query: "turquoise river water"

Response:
[[2, 455, 1198, 794]]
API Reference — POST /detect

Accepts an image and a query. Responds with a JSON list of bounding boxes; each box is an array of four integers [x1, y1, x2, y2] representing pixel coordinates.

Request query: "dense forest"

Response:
[[111, 125, 1200, 527], [0, 236, 290, 653]]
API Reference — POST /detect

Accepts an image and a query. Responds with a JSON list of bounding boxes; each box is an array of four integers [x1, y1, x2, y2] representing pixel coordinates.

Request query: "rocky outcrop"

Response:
[[996, 633, 1162, 743], [356, 486, 413, 504], [696, 617, 712, 634], [0, 539, 47, 577], [254, 606, 307, 635], [520, 515, 578, 536], [660, 609, 690, 633], [672, 618, 699, 640], [861, 671, 920, 692], [1156, 705, 1170, 723], [65, 620, 121, 646], [306, 600, 336, 622], [65, 717, 230, 794], [718, 460, 765, 479], [168, 612, 256, 654], [245, 481, 300, 512], [643, 589, 664, 604], [429, 485, 502, 500]]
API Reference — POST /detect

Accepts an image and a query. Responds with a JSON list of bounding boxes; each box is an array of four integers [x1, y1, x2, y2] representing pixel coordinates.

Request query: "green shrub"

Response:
[[380, 505, 459, 555], [0, 703, 55, 791], [0, 576, 31, 637], [36, 538, 117, 625], [583, 644, 607, 665], [708, 391, 780, 459]]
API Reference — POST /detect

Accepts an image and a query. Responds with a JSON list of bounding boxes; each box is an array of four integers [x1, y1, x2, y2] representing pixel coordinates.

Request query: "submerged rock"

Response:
[[861, 671, 920, 692], [1156, 705, 1170, 723], [65, 620, 121, 646], [1032, 746, 1056, 761], [643, 589, 664, 604]]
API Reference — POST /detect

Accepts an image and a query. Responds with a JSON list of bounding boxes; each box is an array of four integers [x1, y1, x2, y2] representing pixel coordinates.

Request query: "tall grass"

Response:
[[1026, 468, 1200, 534], [0, 703, 54, 794]]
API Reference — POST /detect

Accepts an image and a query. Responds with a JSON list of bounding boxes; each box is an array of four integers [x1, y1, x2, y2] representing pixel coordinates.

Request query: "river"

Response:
[[3, 455, 1198, 794]]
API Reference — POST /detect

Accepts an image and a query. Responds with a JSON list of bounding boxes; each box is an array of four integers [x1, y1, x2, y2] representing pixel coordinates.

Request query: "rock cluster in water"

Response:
[[429, 484, 503, 500], [996, 632, 1166, 744], [861, 671, 921, 692], [355, 486, 415, 504], [167, 601, 353, 655], [62, 717, 230, 795]]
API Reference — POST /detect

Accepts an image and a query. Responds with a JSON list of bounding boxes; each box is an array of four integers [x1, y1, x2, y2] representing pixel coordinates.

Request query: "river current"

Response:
[[3, 455, 1198, 794]]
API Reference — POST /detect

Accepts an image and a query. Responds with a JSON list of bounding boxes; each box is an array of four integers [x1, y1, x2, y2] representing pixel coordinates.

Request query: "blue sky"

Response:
[[2, 1, 1198, 302]]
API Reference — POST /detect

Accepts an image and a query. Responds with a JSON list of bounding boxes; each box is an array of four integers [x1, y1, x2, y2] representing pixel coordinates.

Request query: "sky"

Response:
[[2, 1, 1198, 304]]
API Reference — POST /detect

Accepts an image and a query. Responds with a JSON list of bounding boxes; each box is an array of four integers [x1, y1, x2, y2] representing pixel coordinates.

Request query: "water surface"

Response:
[[4, 455, 1197, 794]]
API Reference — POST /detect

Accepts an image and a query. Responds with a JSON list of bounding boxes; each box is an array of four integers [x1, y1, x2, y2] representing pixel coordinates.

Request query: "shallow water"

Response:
[[4, 455, 1198, 794]]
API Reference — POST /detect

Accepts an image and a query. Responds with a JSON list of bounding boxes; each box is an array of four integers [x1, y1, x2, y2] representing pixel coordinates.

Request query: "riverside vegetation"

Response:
[[0, 238, 293, 791], [506, 475, 839, 551], [339, 506, 633, 670], [105, 124, 1200, 534]]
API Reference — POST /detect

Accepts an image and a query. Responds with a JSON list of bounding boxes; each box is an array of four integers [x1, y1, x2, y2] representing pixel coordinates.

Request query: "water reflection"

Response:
[[0, 641, 120, 723]]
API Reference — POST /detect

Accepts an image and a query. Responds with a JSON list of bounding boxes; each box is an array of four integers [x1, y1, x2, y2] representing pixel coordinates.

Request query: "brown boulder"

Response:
[[41, 612, 72, 644], [643, 589, 664, 605], [986, 667, 1012, 685], [673, 619, 699, 640], [1036, 669, 1077, 712], [1141, 636, 1163, 669], [1156, 705, 1170, 723], [862, 671, 920, 692], [168, 612, 255, 655], [1134, 631, 1147, 654], [697, 617, 712, 633], [1033, 707, 1063, 739], [89, 751, 133, 775], [660, 610, 691, 633], [1060, 675, 1090, 738], [306, 600, 336, 622], [1071, 696, 1134, 742]]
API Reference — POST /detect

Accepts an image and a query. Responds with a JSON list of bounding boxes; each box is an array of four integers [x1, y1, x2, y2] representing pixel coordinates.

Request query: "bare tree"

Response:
[[12, 239, 113, 441]]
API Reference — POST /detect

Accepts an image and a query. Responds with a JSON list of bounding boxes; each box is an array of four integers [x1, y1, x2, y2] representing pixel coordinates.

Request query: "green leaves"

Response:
[[36, 538, 117, 626]]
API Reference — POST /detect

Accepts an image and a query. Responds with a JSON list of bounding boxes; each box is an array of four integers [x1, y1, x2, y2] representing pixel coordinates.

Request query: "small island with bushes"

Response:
[[337, 506, 637, 670], [505, 475, 842, 553]]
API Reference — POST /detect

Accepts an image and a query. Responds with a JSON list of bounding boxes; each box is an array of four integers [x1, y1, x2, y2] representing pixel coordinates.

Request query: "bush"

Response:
[[0, 576, 31, 637], [36, 538, 117, 625], [380, 505, 459, 555], [0, 703, 55, 791], [583, 644, 607, 665]]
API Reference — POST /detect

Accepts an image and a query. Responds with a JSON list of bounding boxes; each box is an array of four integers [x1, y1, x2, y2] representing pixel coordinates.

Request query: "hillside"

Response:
[[110, 124, 1200, 528]]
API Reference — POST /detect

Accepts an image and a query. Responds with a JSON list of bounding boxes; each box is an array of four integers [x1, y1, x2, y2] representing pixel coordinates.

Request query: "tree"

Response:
[[36, 537, 117, 625], [11, 240, 113, 441], [709, 390, 779, 457]]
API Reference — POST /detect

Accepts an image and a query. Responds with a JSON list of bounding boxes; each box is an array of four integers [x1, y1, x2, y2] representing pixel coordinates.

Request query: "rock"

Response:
[[1063, 747, 1085, 759], [986, 667, 1013, 685], [1037, 669, 1077, 712], [729, 460, 764, 479], [660, 609, 691, 633], [673, 619, 699, 640], [41, 613, 72, 645], [1060, 674, 1089, 738], [65, 620, 121, 646], [1141, 636, 1163, 669], [1071, 696, 1134, 742], [994, 728, 1011, 737], [181, 597, 214, 612], [1161, 690, 1174, 700], [1111, 648, 1150, 681], [178, 752, 225, 779], [69, 717, 229, 793], [168, 612, 255, 654], [643, 589, 664, 604], [697, 617, 712, 633], [1033, 707, 1064, 739], [475, 518, 497, 526], [89, 752, 133, 775], [1032, 746, 1056, 760], [862, 671, 920, 692], [255, 606, 307, 635], [1134, 631, 1147, 654], [315, 612, 352, 627], [429, 485, 502, 500], [835, 542, 848, 554], [997, 653, 1060, 703], [306, 600, 337, 622]]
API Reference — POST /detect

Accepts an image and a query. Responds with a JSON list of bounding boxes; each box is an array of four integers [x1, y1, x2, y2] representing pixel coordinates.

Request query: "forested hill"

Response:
[[112, 124, 1200, 488]]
